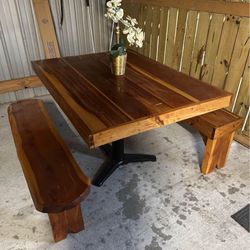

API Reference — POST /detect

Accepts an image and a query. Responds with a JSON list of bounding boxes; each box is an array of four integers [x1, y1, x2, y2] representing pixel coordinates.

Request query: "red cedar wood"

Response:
[[32, 51, 232, 149], [8, 99, 91, 213], [184, 109, 242, 174]]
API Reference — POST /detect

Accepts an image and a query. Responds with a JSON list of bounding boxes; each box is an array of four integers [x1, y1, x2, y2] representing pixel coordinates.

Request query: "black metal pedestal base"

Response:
[[92, 139, 156, 187]]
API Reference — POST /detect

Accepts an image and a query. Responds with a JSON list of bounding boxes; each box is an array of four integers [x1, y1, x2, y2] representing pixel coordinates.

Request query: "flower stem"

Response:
[[115, 23, 120, 44]]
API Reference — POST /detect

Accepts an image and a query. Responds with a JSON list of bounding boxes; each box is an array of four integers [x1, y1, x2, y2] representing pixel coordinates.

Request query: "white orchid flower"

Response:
[[127, 32, 135, 45], [126, 16, 138, 26], [123, 26, 133, 35], [106, 7, 124, 22], [106, 0, 122, 8], [116, 9, 124, 21], [105, 0, 145, 48], [136, 31, 144, 41]]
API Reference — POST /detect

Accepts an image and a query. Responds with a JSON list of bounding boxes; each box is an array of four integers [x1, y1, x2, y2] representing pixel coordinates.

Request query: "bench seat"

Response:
[[8, 99, 91, 242], [185, 109, 242, 174]]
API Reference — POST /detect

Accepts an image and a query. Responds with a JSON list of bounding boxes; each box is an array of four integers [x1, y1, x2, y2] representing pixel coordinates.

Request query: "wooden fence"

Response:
[[124, 0, 250, 147]]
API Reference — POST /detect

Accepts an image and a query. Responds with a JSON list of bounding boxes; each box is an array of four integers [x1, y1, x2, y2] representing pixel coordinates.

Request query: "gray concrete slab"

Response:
[[0, 96, 249, 250]]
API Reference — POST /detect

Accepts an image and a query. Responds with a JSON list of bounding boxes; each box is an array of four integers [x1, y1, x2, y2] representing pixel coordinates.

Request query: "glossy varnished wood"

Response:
[[185, 109, 243, 139], [185, 109, 242, 174], [49, 204, 84, 242], [32, 51, 232, 148], [8, 99, 91, 213]]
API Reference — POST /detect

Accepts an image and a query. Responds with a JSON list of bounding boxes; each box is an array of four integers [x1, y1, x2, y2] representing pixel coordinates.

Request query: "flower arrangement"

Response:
[[105, 0, 145, 60]]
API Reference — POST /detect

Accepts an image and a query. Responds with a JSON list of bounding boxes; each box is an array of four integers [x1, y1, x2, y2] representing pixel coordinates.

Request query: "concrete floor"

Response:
[[0, 96, 249, 250]]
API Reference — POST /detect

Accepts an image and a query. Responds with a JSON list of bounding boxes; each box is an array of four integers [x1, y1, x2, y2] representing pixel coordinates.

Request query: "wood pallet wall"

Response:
[[123, 0, 250, 147]]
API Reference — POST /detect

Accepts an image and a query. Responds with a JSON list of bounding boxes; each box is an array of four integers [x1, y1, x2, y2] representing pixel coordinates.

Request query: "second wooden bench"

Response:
[[185, 109, 242, 174]]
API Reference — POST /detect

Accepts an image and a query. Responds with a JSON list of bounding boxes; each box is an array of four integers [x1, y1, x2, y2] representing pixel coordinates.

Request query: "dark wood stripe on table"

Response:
[[97, 54, 194, 108], [33, 59, 131, 128], [63, 56, 173, 117], [32, 63, 94, 145]]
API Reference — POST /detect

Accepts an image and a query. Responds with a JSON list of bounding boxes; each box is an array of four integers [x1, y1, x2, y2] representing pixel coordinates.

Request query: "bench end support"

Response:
[[201, 132, 236, 175], [48, 204, 84, 242]]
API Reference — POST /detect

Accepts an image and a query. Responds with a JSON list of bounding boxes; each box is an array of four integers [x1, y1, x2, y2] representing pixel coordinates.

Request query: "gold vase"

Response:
[[111, 53, 127, 76]]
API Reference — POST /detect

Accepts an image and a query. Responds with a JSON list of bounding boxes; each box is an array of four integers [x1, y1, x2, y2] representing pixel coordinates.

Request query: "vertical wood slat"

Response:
[[137, 4, 145, 54], [189, 12, 211, 79], [233, 55, 249, 139], [143, 5, 153, 57], [224, 18, 250, 109], [32, 0, 61, 58], [164, 8, 178, 67], [172, 9, 188, 70], [201, 13, 225, 84], [234, 56, 249, 116], [181, 11, 198, 74], [211, 15, 240, 89], [157, 7, 169, 64], [150, 6, 161, 60]]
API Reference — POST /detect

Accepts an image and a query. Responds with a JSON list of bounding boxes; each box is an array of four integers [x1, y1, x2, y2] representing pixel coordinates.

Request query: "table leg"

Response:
[[92, 139, 156, 187]]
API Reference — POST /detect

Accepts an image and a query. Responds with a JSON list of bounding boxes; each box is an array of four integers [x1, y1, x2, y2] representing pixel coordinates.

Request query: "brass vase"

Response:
[[111, 53, 127, 76]]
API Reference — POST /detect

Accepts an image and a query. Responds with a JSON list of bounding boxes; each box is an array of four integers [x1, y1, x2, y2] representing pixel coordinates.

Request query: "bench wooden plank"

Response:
[[185, 109, 242, 174], [8, 99, 91, 242], [186, 109, 242, 139], [8, 99, 91, 213]]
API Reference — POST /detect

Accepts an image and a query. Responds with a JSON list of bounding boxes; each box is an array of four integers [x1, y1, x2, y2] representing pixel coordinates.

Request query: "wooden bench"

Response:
[[8, 99, 91, 242], [185, 109, 242, 174]]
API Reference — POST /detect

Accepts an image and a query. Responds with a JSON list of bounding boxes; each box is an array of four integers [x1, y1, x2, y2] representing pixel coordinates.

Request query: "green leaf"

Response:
[[111, 43, 127, 57]]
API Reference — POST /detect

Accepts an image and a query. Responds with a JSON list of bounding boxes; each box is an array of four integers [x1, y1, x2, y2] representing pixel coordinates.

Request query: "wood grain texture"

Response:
[[201, 13, 224, 84], [201, 136, 222, 174], [150, 6, 161, 60], [32, 51, 232, 148], [181, 10, 198, 74], [164, 8, 178, 67], [185, 109, 242, 174], [185, 109, 242, 139], [235, 132, 250, 148], [216, 132, 236, 168], [32, 0, 61, 58], [123, 0, 250, 17], [143, 5, 153, 57], [49, 204, 84, 242], [0, 76, 43, 94], [224, 18, 250, 108], [201, 131, 236, 174], [157, 7, 169, 64], [8, 99, 91, 213], [172, 8, 188, 70], [211, 15, 240, 89], [189, 12, 210, 79]]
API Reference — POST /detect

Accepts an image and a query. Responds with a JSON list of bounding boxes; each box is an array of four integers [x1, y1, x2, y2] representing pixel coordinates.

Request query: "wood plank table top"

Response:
[[32, 50, 232, 149]]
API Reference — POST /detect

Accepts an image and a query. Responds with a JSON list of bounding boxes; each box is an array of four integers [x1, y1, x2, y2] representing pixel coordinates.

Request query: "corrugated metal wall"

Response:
[[0, 0, 44, 81], [50, 0, 110, 56], [0, 0, 110, 103]]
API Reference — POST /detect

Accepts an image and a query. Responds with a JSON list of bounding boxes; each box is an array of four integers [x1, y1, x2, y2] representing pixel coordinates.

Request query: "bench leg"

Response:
[[48, 204, 84, 242], [201, 132, 235, 174], [217, 132, 235, 168], [201, 137, 221, 174]]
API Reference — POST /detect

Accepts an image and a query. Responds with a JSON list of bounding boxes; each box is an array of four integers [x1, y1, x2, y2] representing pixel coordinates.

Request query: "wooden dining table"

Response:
[[32, 50, 232, 186]]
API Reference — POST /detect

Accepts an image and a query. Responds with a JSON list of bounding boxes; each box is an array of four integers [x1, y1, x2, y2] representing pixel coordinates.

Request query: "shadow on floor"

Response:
[[178, 121, 205, 169], [43, 100, 103, 159]]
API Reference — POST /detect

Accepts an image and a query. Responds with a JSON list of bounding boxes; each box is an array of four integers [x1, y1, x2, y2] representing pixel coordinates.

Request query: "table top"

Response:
[[32, 50, 232, 148]]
